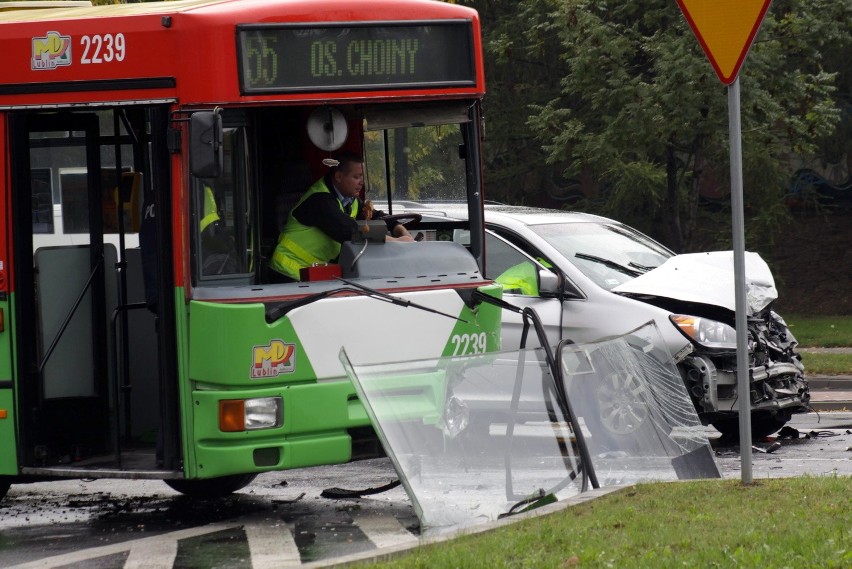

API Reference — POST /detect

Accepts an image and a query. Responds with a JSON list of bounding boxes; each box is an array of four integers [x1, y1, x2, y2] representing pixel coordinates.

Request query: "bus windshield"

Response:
[[364, 126, 469, 206]]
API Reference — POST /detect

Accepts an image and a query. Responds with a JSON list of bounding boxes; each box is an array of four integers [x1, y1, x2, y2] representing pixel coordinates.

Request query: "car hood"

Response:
[[612, 251, 777, 315]]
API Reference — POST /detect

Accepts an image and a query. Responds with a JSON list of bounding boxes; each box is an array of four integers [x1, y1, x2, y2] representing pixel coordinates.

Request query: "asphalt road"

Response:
[[1, 411, 849, 569]]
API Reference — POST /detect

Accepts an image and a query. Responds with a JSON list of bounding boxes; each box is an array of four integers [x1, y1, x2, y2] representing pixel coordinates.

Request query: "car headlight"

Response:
[[670, 315, 737, 350]]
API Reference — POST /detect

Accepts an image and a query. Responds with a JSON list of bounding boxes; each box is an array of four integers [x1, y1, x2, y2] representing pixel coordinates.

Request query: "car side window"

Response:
[[490, 228, 555, 268], [485, 232, 540, 296]]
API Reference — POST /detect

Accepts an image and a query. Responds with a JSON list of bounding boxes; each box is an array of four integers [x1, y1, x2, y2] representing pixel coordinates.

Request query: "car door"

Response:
[[483, 231, 567, 351], [485, 227, 693, 360]]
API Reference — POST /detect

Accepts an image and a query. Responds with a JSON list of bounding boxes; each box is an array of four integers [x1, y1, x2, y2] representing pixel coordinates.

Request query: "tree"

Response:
[[463, 0, 851, 253], [464, 0, 570, 206]]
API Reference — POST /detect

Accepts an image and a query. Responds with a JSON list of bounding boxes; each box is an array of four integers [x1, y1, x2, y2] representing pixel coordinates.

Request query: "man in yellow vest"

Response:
[[270, 151, 413, 281], [199, 183, 239, 275]]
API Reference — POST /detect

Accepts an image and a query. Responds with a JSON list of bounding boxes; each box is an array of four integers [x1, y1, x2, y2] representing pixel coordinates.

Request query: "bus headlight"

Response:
[[219, 397, 283, 432], [670, 315, 737, 350]]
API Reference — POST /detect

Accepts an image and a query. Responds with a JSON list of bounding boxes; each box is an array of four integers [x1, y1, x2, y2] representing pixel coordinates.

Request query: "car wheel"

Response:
[[712, 413, 790, 443], [164, 473, 258, 498], [567, 341, 677, 453], [571, 367, 655, 455], [595, 369, 650, 436]]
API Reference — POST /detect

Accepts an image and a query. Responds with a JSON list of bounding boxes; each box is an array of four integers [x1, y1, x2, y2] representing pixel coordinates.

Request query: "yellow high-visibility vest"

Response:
[[270, 179, 359, 280]]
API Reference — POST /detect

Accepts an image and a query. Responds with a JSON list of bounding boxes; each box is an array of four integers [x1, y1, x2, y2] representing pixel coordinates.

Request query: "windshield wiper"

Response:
[[336, 276, 468, 323], [574, 252, 642, 277], [628, 261, 659, 272], [265, 280, 468, 324]]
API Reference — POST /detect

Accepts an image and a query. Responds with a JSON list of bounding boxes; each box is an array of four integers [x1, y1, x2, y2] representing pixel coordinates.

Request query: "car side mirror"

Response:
[[539, 269, 560, 295], [189, 111, 223, 178]]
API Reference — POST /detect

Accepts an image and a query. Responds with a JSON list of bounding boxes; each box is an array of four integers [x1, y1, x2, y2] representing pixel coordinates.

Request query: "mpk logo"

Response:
[[32, 31, 72, 70], [251, 340, 296, 378]]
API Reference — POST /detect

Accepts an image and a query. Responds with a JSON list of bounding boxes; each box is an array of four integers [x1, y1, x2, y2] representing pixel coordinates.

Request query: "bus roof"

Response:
[[0, 0, 231, 21], [0, 0, 485, 108], [0, 1, 92, 14]]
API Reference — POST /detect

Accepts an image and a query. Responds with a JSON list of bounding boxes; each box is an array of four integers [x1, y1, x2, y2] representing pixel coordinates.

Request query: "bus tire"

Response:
[[0, 477, 10, 501], [164, 473, 258, 498]]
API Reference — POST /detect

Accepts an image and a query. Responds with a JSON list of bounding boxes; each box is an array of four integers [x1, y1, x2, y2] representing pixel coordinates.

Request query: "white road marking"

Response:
[[244, 520, 302, 568], [124, 538, 178, 569], [355, 514, 419, 549], [6, 524, 237, 569], [5, 513, 420, 568]]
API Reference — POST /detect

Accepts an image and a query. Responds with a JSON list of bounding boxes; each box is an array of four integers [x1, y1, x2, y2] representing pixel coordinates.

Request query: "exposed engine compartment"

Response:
[[666, 303, 809, 438]]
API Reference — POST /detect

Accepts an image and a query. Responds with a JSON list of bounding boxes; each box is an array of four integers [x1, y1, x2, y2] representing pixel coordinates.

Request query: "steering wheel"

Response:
[[378, 212, 422, 229]]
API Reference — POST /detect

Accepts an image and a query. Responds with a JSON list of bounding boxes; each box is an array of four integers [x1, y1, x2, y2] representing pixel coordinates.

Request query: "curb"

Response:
[[308, 486, 630, 568], [806, 377, 852, 389], [808, 397, 851, 411]]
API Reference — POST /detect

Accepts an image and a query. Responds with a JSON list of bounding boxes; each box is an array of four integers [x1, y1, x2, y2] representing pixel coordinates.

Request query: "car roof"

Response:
[[483, 204, 617, 226], [402, 202, 619, 226]]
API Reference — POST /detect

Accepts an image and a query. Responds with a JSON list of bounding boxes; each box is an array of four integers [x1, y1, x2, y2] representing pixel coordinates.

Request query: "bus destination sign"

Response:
[[237, 21, 476, 94]]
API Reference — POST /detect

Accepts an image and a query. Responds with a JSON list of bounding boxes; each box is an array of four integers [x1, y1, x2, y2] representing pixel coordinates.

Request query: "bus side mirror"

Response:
[[189, 111, 223, 178]]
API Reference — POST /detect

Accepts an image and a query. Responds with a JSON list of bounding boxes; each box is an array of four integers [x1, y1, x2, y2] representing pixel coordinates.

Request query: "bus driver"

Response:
[[269, 151, 414, 281]]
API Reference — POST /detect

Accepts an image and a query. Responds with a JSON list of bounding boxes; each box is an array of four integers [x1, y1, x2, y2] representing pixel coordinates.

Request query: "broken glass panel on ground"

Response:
[[341, 321, 719, 536], [559, 323, 721, 487]]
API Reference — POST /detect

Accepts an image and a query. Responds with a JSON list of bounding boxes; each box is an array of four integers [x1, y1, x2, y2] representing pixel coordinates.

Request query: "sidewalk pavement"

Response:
[[807, 374, 852, 411], [799, 348, 851, 410]]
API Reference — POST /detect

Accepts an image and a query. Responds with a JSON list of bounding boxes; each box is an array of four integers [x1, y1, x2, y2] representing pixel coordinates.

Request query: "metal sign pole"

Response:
[[728, 77, 753, 483]]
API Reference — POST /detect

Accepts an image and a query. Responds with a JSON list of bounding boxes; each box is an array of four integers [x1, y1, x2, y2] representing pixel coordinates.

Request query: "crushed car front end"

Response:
[[614, 250, 811, 439], [673, 308, 809, 439]]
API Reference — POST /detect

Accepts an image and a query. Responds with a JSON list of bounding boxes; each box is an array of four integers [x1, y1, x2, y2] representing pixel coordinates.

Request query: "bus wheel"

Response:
[[164, 474, 258, 498], [0, 477, 11, 501]]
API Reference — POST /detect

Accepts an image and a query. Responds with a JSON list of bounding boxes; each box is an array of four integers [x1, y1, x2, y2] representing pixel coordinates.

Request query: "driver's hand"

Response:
[[387, 235, 415, 242], [391, 225, 412, 239]]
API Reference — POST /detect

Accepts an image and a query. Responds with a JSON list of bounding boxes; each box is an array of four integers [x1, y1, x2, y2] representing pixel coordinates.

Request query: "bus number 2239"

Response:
[[450, 332, 487, 356], [80, 34, 126, 64]]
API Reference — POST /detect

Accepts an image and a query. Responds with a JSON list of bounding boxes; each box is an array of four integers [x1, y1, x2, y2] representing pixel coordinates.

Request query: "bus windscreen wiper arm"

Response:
[[336, 276, 468, 323]]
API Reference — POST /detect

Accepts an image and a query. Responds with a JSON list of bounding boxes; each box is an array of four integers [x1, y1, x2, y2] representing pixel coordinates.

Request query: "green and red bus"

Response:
[[0, 0, 502, 500]]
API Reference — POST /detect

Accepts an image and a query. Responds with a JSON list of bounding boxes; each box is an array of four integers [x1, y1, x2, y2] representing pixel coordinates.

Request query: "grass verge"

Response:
[[783, 315, 852, 374], [801, 352, 852, 375], [785, 314, 852, 347], [364, 477, 851, 569]]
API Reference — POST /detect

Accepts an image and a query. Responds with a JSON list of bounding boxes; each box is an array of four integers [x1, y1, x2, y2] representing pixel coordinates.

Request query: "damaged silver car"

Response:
[[400, 204, 809, 441]]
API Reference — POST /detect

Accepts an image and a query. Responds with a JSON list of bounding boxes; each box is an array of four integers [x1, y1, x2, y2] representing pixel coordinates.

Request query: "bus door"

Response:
[[9, 112, 115, 468]]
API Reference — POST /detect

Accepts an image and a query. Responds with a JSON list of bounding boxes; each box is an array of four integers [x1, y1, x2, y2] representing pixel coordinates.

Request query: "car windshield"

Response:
[[529, 222, 672, 290]]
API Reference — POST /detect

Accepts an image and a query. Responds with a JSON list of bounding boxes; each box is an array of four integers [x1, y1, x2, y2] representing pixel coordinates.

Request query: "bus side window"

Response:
[[197, 181, 239, 276], [193, 125, 253, 280]]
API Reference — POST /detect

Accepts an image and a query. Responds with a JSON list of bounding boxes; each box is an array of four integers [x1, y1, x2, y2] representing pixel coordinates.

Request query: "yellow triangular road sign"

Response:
[[677, 0, 772, 85]]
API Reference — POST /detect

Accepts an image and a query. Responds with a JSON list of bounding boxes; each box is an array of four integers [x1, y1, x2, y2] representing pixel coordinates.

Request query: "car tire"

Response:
[[712, 412, 790, 443], [570, 363, 657, 455], [568, 340, 693, 454], [163, 473, 258, 498]]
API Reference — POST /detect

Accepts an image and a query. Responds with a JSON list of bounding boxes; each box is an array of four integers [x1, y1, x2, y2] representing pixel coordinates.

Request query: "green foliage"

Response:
[[364, 125, 466, 202], [462, 0, 852, 254]]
